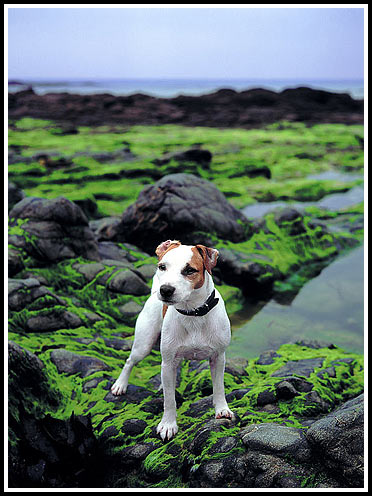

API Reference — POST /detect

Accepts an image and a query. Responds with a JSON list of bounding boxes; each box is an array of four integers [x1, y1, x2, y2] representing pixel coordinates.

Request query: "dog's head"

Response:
[[155, 240, 219, 305]]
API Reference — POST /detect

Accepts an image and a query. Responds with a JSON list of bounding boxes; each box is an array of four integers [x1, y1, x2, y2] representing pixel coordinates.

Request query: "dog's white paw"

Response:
[[111, 379, 127, 396], [215, 406, 234, 420], [156, 420, 178, 441]]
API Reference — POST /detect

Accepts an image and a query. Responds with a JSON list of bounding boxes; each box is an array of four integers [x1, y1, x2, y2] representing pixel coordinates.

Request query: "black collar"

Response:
[[176, 289, 219, 317]]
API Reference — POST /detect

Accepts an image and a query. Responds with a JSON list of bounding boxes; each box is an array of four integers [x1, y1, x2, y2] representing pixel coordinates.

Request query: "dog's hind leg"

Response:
[[111, 295, 163, 396]]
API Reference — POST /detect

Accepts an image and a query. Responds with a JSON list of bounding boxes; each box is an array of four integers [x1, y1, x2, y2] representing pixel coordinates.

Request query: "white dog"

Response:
[[111, 240, 234, 440]]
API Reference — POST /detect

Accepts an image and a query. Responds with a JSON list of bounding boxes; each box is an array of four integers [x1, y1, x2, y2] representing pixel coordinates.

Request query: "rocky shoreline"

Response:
[[8, 101, 364, 488], [8, 86, 363, 128], [8, 179, 364, 488]]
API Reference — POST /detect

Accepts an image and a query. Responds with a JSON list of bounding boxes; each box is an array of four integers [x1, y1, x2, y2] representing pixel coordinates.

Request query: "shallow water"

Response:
[[242, 172, 364, 219], [227, 244, 364, 359]]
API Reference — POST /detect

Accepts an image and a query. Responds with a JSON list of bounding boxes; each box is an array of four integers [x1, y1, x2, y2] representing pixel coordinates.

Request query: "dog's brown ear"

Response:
[[195, 245, 219, 274], [155, 240, 181, 260]]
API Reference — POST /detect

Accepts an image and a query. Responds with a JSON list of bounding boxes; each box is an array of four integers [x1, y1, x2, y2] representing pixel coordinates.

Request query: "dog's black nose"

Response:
[[160, 284, 176, 299]]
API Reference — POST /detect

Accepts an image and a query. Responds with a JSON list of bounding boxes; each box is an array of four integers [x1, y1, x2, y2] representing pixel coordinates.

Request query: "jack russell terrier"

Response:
[[111, 240, 234, 440]]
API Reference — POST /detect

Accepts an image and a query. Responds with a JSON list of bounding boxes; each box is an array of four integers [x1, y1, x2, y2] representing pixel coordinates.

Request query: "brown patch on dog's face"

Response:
[[187, 246, 206, 289], [155, 240, 181, 260], [195, 245, 219, 275]]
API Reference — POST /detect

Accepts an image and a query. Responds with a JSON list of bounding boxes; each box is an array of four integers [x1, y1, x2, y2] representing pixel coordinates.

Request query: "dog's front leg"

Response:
[[210, 352, 234, 420], [156, 358, 179, 441]]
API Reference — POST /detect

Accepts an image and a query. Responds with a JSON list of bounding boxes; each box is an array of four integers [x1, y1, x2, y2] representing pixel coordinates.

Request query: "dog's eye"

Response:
[[182, 266, 198, 276], [158, 264, 167, 271]]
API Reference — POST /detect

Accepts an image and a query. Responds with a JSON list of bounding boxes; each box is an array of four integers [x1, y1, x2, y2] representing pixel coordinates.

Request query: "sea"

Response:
[[8, 78, 364, 100]]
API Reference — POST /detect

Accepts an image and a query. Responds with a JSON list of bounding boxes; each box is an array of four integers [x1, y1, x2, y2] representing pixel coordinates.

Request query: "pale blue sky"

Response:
[[7, 7, 364, 80]]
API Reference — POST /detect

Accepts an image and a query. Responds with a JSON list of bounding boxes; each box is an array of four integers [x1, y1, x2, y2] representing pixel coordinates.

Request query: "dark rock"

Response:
[[121, 442, 157, 463], [225, 357, 249, 376], [141, 397, 164, 415], [187, 418, 237, 456], [19, 412, 98, 487], [121, 419, 147, 436], [107, 269, 151, 296], [290, 338, 337, 350], [135, 264, 157, 281], [104, 384, 152, 404], [215, 247, 275, 296], [9, 196, 100, 262], [97, 240, 140, 262], [189, 453, 250, 488], [111, 173, 252, 252], [8, 248, 24, 276], [9, 340, 99, 488], [243, 450, 310, 488], [275, 380, 299, 400], [50, 349, 111, 378], [184, 395, 214, 417], [100, 424, 119, 440], [257, 350, 281, 365], [8, 86, 363, 128], [207, 436, 238, 455], [225, 388, 251, 402], [73, 262, 105, 282], [302, 391, 332, 416], [8, 182, 25, 210], [82, 376, 107, 393], [26, 459, 46, 484], [26, 310, 83, 332], [153, 147, 212, 168], [258, 403, 281, 414], [8, 341, 56, 406], [118, 301, 143, 319], [229, 164, 271, 179], [276, 376, 314, 393], [73, 197, 98, 219], [9, 195, 88, 225], [274, 207, 307, 235], [306, 394, 364, 487], [256, 389, 277, 406], [241, 423, 312, 462], [317, 366, 337, 380], [271, 358, 325, 378], [90, 218, 121, 241], [8, 277, 66, 312], [103, 337, 132, 351]]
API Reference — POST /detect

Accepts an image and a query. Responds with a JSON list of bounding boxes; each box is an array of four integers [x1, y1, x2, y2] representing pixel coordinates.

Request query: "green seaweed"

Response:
[[9, 118, 364, 216]]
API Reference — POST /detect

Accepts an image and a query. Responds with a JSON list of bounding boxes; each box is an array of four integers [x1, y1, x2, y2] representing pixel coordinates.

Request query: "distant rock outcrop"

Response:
[[8, 86, 363, 128]]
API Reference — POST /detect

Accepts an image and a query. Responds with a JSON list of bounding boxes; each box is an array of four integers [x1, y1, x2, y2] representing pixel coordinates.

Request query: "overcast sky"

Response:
[[7, 6, 364, 80]]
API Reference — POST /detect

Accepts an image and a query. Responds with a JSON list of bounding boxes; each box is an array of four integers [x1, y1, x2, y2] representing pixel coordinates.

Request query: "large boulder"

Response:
[[8, 196, 100, 262], [306, 394, 364, 487], [110, 173, 252, 252]]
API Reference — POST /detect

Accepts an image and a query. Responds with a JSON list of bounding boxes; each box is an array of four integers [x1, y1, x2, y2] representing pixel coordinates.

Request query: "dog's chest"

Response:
[[172, 322, 220, 360]]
